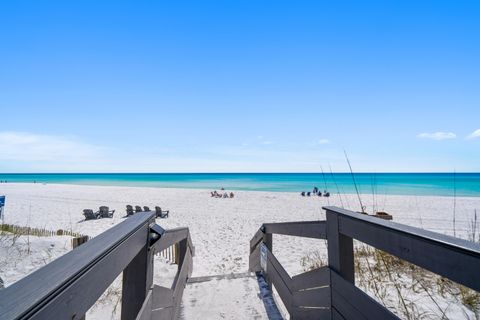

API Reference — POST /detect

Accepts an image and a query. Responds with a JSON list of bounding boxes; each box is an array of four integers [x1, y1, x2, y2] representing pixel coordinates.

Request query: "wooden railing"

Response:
[[249, 206, 480, 320], [0, 212, 194, 320]]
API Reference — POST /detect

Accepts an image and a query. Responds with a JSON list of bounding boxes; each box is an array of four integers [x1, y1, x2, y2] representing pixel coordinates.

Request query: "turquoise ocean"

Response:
[[0, 173, 479, 197]]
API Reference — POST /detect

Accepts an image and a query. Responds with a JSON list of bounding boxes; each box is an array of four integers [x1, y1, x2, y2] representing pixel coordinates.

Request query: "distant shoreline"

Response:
[[1, 179, 480, 198], [1, 172, 479, 197]]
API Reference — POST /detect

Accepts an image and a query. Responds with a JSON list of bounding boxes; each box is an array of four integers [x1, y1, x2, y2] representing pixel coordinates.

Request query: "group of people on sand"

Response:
[[301, 186, 330, 197], [211, 188, 234, 199]]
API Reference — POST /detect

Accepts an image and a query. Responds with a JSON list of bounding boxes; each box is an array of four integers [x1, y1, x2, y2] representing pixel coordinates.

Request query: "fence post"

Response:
[[326, 209, 354, 283], [121, 222, 154, 320]]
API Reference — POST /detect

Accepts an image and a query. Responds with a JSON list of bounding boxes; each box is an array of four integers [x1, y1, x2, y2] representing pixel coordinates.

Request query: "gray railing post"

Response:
[[178, 238, 188, 269], [121, 222, 154, 320], [263, 231, 273, 290], [326, 209, 354, 283]]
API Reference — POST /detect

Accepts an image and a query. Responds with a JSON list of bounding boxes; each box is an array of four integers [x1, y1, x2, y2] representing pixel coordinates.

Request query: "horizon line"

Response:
[[0, 172, 479, 174]]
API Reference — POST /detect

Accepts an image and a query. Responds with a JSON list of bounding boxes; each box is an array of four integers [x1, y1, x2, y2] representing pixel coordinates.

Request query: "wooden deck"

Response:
[[0, 206, 479, 319]]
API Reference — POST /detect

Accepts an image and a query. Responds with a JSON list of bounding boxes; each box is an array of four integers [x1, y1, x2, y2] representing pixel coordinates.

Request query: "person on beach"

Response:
[[313, 186, 318, 194]]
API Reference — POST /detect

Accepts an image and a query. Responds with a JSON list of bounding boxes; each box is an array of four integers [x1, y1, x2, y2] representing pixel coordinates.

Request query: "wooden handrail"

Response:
[[324, 206, 480, 292], [0, 212, 194, 320], [135, 226, 194, 320], [263, 220, 327, 239], [250, 207, 480, 320]]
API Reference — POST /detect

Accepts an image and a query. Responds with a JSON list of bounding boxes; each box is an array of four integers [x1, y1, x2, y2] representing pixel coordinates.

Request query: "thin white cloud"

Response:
[[466, 129, 480, 139], [417, 132, 456, 140], [0, 131, 104, 164], [256, 135, 273, 145], [318, 139, 330, 144]]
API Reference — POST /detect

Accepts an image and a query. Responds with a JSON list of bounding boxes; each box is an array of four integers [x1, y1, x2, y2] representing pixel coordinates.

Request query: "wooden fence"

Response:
[[0, 224, 87, 239], [0, 212, 194, 320], [249, 206, 480, 320], [158, 244, 178, 264]]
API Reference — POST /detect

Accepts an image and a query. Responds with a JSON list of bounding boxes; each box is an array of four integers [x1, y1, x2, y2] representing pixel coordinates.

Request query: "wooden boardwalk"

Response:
[[0, 207, 479, 320], [180, 273, 283, 319]]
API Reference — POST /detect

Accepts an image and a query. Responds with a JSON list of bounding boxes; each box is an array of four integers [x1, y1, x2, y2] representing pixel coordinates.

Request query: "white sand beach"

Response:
[[1, 183, 479, 319]]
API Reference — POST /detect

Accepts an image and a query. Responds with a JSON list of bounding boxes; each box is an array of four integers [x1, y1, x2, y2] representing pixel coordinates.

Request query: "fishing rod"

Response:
[[344, 150, 364, 213], [329, 164, 345, 208]]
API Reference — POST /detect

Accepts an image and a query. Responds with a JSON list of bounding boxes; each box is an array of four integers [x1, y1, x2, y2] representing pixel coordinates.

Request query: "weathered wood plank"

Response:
[[326, 210, 354, 283], [265, 248, 293, 293], [292, 286, 330, 308], [172, 249, 192, 293], [291, 307, 331, 320], [1, 221, 151, 320], [151, 285, 173, 309], [0, 212, 155, 320], [264, 248, 293, 313], [327, 207, 480, 292], [249, 243, 261, 272], [330, 270, 399, 320], [152, 228, 190, 253], [266, 259, 293, 314], [331, 290, 362, 320], [292, 266, 330, 291], [122, 243, 151, 320], [134, 290, 152, 320], [332, 307, 346, 320], [263, 221, 327, 239], [172, 249, 192, 319], [250, 228, 264, 253], [323, 206, 480, 253], [151, 307, 173, 320]]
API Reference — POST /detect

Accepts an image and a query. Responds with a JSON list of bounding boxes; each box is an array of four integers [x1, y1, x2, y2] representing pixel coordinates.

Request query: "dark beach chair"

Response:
[[135, 206, 143, 213], [155, 206, 169, 218], [99, 206, 115, 218], [143, 206, 151, 212], [301, 191, 305, 196], [83, 209, 99, 220], [307, 192, 311, 196], [126, 205, 135, 216], [317, 192, 322, 197], [324, 192, 330, 197]]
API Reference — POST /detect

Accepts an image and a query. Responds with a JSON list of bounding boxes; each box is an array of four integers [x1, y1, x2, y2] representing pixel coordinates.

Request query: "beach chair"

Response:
[[135, 206, 143, 213], [143, 206, 151, 212], [155, 206, 169, 218], [99, 206, 115, 218], [83, 209, 99, 220], [126, 205, 135, 216]]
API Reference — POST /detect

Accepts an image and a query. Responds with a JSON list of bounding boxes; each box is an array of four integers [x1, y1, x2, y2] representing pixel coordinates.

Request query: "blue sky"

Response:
[[0, 1, 479, 172]]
